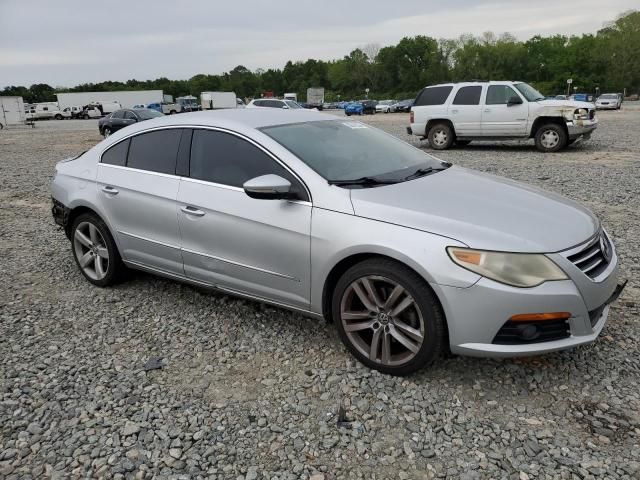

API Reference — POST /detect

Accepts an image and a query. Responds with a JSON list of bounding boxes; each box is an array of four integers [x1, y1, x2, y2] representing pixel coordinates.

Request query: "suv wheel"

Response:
[[71, 213, 125, 287], [54, 114, 63, 120], [103, 127, 111, 138], [428, 123, 454, 150], [535, 123, 567, 152], [332, 259, 446, 375]]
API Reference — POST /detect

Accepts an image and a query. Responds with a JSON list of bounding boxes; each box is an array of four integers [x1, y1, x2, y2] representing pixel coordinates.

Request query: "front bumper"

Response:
[[566, 117, 598, 139], [433, 248, 622, 357]]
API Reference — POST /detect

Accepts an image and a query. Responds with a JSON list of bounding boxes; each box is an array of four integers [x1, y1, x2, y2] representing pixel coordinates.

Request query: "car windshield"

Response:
[[134, 109, 164, 119], [261, 120, 448, 185], [285, 100, 303, 109], [600, 94, 617, 99], [514, 83, 545, 101]]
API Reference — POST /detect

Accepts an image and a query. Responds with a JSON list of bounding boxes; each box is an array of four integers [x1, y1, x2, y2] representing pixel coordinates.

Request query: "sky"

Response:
[[0, 0, 636, 89]]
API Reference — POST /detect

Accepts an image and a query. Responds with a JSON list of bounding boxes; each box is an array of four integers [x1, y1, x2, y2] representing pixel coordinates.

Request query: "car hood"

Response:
[[536, 99, 594, 109], [349, 166, 599, 253]]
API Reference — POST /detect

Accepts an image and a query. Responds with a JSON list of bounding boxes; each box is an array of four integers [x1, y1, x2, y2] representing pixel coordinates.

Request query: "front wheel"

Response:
[[83, 114, 89, 120], [103, 127, 111, 138], [54, 114, 63, 120], [332, 259, 446, 375], [427, 123, 454, 150], [71, 213, 125, 287], [535, 123, 567, 152]]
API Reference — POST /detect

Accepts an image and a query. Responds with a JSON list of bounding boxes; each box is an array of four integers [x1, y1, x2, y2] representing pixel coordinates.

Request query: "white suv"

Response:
[[408, 81, 598, 152]]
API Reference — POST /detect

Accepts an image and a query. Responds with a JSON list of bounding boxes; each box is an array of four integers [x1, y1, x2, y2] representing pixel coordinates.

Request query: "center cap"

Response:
[[378, 312, 391, 325]]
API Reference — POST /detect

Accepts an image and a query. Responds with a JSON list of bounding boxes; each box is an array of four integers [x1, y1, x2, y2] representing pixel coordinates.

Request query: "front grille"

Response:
[[567, 235, 610, 279], [493, 319, 570, 345]]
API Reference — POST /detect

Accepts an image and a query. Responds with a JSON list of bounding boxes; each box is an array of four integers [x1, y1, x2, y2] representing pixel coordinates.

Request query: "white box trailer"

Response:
[[0, 96, 26, 128], [56, 90, 166, 109], [201, 91, 238, 110]]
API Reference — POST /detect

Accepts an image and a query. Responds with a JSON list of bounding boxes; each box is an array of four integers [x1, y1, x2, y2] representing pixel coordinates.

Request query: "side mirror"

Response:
[[281, 105, 289, 109], [243, 174, 293, 200], [507, 95, 523, 106]]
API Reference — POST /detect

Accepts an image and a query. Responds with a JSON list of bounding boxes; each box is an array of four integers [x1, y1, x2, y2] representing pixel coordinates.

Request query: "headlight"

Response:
[[574, 108, 589, 120], [447, 247, 568, 288]]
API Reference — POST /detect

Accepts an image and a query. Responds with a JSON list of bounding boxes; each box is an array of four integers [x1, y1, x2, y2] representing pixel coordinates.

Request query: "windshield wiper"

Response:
[[403, 163, 451, 181], [328, 176, 398, 187]]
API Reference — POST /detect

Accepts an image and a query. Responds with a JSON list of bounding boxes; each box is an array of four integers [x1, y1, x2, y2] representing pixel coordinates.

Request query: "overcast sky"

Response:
[[0, 0, 636, 89]]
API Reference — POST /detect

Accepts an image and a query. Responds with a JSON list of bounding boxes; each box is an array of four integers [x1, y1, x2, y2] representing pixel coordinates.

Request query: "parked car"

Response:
[[51, 109, 624, 375], [392, 99, 414, 112], [132, 104, 146, 109], [344, 102, 364, 116], [408, 81, 598, 152], [146, 101, 179, 115], [360, 100, 377, 114], [78, 105, 102, 119], [595, 93, 622, 110], [376, 100, 397, 113], [246, 99, 304, 109], [97, 108, 164, 137], [570, 93, 595, 103]]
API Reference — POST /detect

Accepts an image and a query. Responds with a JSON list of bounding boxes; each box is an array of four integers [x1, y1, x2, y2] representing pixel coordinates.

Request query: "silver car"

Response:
[[51, 109, 625, 375]]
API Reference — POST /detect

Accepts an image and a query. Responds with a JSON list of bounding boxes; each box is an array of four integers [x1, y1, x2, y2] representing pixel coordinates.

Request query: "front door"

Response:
[[96, 128, 185, 275], [177, 128, 312, 309], [481, 85, 529, 136]]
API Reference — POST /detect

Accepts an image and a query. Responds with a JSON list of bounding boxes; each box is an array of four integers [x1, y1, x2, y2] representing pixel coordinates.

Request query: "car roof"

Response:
[[114, 108, 338, 132], [422, 81, 522, 88]]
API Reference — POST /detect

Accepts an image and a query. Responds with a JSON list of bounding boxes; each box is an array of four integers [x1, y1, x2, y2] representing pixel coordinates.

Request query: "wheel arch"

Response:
[[529, 116, 568, 138], [425, 118, 456, 138]]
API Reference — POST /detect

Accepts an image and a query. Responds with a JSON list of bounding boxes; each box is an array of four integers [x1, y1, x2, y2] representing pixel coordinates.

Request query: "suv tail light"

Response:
[[410, 111, 414, 123]]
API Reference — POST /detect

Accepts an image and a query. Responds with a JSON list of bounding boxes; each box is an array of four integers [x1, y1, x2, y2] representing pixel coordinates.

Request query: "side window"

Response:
[[486, 85, 518, 105], [102, 139, 130, 166], [123, 111, 137, 120], [127, 129, 182, 174], [253, 100, 265, 107], [111, 110, 124, 119], [190, 130, 308, 200], [414, 86, 453, 106], [43, 107, 48, 111], [265, 100, 282, 108], [453, 86, 482, 105]]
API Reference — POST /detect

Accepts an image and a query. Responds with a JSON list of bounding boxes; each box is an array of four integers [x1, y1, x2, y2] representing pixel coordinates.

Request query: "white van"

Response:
[[200, 91, 238, 110]]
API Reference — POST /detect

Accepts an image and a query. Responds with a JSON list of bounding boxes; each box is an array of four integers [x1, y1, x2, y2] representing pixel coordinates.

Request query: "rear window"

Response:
[[414, 86, 453, 106], [453, 86, 482, 105], [102, 139, 130, 166]]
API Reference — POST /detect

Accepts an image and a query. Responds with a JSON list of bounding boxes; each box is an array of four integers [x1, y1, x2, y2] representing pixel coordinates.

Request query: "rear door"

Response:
[[481, 85, 528, 136], [448, 85, 483, 136], [97, 128, 185, 274]]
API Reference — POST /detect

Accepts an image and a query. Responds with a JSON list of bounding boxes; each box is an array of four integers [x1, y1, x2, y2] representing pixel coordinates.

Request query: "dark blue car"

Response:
[[344, 102, 364, 116]]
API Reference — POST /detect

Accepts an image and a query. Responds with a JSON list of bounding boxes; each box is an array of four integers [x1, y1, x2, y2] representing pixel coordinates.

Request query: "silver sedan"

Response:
[[51, 109, 625, 375]]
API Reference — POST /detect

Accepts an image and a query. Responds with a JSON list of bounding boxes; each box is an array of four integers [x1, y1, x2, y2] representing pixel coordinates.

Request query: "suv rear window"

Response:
[[453, 86, 482, 105], [414, 86, 453, 106]]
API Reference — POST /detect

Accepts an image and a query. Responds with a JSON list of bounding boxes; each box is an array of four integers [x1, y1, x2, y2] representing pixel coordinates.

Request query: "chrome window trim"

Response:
[[99, 162, 180, 180], [98, 124, 313, 204]]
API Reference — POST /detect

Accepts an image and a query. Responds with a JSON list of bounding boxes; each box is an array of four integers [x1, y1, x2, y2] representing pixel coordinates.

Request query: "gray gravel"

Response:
[[1, 108, 639, 479]]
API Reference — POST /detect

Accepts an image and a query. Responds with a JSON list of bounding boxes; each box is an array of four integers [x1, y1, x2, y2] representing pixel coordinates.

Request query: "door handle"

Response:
[[450, 109, 459, 114], [101, 186, 119, 195], [181, 206, 205, 217], [484, 108, 491, 113]]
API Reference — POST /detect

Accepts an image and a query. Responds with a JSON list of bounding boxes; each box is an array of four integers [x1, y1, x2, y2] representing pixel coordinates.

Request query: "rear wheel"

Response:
[[427, 123, 454, 150], [71, 213, 125, 287], [535, 123, 567, 152], [83, 114, 89, 120], [332, 259, 446, 375], [54, 114, 63, 120]]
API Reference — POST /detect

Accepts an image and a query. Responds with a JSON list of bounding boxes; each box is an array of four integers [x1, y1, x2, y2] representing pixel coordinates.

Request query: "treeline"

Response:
[[3, 10, 638, 104]]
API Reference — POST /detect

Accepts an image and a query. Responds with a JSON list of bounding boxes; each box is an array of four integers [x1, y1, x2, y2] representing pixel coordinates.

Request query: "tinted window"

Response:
[[253, 100, 265, 107], [127, 129, 182, 174], [453, 86, 482, 105], [102, 139, 130, 166], [486, 85, 518, 105], [190, 130, 307, 199], [124, 111, 137, 120], [111, 110, 125, 119], [265, 100, 282, 108], [414, 86, 453, 106]]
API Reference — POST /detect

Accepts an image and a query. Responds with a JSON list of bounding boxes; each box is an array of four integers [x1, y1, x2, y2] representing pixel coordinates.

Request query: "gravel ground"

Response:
[[1, 106, 639, 480]]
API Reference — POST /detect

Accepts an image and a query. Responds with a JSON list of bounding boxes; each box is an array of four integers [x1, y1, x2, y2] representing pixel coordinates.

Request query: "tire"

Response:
[[103, 127, 111, 138], [83, 114, 89, 120], [169, 110, 176, 115], [534, 123, 567, 152], [70, 213, 125, 287], [456, 140, 471, 147], [332, 258, 446, 375], [54, 114, 63, 120], [427, 123, 454, 150], [346, 112, 351, 116]]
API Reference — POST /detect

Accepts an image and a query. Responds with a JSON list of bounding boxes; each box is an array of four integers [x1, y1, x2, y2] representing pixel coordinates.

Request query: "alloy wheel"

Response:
[[540, 129, 560, 149], [432, 129, 448, 146], [73, 221, 109, 281], [340, 275, 425, 366]]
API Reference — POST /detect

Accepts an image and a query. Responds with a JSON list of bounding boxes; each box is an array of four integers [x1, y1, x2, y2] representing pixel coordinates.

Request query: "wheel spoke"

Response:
[[94, 257, 105, 278], [79, 251, 93, 268], [383, 284, 405, 311], [342, 311, 371, 321], [381, 332, 391, 365], [390, 295, 414, 317], [75, 229, 92, 248], [352, 282, 377, 312], [389, 325, 419, 353], [394, 319, 424, 342], [96, 247, 109, 259], [361, 277, 383, 308], [88, 224, 99, 243], [344, 320, 375, 332], [369, 328, 382, 360]]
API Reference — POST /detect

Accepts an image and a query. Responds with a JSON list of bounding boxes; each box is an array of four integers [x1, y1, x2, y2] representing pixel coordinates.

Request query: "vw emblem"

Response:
[[378, 312, 391, 325], [600, 234, 611, 262]]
